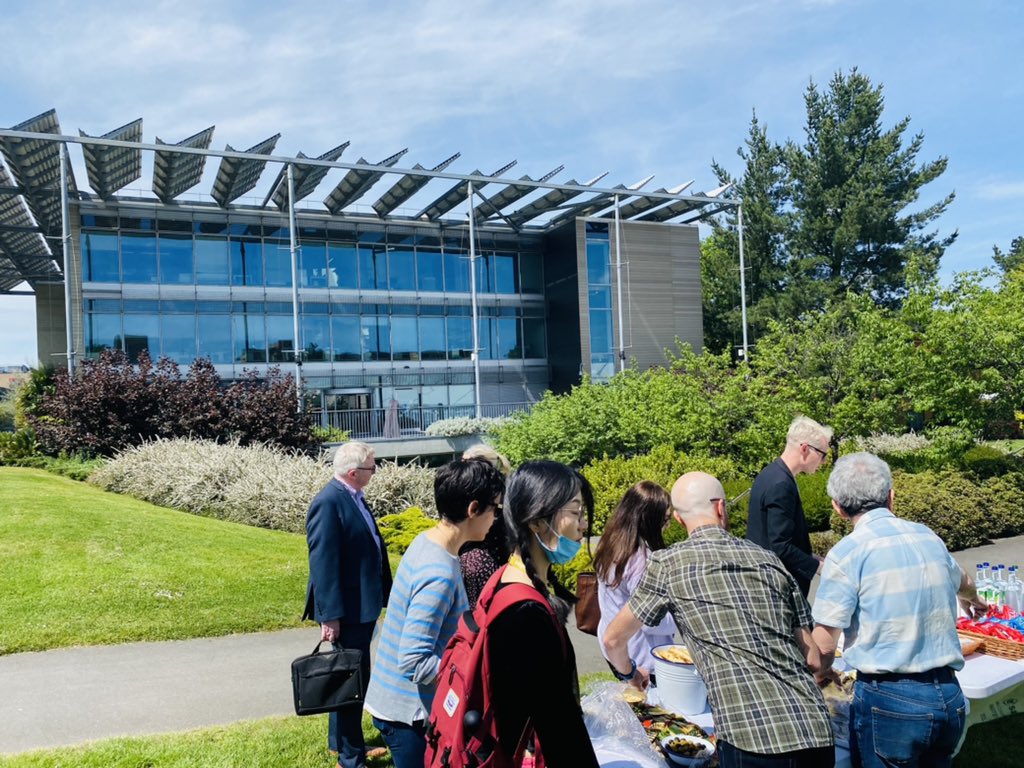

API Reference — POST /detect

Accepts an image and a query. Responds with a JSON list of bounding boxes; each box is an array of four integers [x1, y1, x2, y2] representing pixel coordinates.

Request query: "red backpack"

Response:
[[425, 565, 563, 768]]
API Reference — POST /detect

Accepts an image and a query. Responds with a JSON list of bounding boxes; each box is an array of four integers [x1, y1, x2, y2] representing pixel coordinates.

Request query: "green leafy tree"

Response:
[[784, 68, 956, 312]]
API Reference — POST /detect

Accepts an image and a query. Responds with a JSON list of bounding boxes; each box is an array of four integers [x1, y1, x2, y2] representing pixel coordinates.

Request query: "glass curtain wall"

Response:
[[80, 215, 547, 369]]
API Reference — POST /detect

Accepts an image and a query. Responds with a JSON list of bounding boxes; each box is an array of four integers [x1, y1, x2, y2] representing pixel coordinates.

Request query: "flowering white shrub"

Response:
[[89, 438, 330, 532], [424, 416, 508, 437], [363, 460, 437, 519], [89, 437, 437, 531], [843, 432, 932, 455]]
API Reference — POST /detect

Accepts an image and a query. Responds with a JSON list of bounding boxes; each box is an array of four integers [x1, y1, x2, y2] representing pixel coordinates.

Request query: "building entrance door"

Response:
[[325, 390, 374, 437]]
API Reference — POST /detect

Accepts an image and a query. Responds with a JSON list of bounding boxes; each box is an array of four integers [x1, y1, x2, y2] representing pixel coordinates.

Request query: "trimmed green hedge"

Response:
[[377, 507, 437, 555], [827, 469, 1024, 552]]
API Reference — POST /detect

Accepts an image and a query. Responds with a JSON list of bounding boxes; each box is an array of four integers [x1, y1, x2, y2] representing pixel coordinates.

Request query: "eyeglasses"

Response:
[[491, 502, 503, 514], [805, 444, 828, 460], [559, 500, 587, 521], [353, 465, 377, 474]]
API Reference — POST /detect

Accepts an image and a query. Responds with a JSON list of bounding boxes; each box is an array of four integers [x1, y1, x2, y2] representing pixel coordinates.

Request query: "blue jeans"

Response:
[[851, 671, 966, 768], [328, 622, 375, 768], [718, 740, 834, 767], [371, 717, 426, 768]]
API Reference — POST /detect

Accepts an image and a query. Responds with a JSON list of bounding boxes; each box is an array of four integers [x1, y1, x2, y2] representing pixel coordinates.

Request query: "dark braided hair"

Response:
[[504, 460, 591, 624]]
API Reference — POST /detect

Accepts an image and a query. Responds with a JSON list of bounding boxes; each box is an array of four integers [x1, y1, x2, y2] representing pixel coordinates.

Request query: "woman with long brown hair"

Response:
[[595, 480, 677, 674]]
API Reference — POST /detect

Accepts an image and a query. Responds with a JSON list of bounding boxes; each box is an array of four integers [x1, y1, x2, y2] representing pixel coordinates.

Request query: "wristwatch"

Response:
[[611, 658, 638, 682]]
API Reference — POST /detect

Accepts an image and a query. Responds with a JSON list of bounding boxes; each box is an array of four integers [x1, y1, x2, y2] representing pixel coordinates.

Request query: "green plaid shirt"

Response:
[[629, 525, 833, 754]]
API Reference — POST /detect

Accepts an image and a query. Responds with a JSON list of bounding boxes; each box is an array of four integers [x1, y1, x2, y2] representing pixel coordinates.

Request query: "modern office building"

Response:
[[0, 109, 729, 435]]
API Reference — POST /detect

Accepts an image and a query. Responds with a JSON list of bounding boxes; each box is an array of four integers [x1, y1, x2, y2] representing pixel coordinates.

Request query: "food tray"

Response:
[[958, 630, 1024, 661]]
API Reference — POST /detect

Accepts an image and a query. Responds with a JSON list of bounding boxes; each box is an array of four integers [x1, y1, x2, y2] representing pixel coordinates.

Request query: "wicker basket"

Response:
[[958, 630, 1024, 661]]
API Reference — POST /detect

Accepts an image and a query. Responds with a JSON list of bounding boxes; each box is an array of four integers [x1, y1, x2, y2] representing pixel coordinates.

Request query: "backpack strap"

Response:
[[477, 565, 568, 659]]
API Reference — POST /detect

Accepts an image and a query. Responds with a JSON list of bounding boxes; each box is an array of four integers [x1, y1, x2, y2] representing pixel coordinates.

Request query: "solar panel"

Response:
[[416, 160, 517, 221], [210, 133, 280, 207], [266, 142, 350, 209], [322, 148, 408, 214], [80, 118, 143, 199], [371, 152, 460, 217], [152, 125, 215, 203]]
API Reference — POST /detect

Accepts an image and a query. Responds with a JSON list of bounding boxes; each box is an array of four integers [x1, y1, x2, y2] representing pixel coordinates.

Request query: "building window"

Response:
[[266, 314, 294, 362], [161, 313, 197, 364], [493, 253, 518, 293], [230, 238, 263, 286], [85, 312, 121, 356], [388, 249, 416, 291], [264, 240, 292, 287], [82, 232, 119, 282], [123, 313, 159, 363], [121, 232, 158, 284], [300, 242, 328, 288], [327, 244, 357, 289], [391, 316, 418, 360], [195, 236, 229, 285], [331, 315, 360, 361], [157, 234, 193, 285], [361, 316, 390, 361], [416, 249, 444, 292], [232, 311, 266, 362], [197, 313, 232, 363], [447, 316, 473, 360], [419, 317, 446, 360], [301, 314, 330, 361], [444, 250, 469, 293]]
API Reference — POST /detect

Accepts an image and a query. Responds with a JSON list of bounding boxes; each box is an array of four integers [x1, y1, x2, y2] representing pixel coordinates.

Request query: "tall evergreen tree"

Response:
[[701, 113, 787, 354], [992, 236, 1024, 276], [783, 68, 956, 312]]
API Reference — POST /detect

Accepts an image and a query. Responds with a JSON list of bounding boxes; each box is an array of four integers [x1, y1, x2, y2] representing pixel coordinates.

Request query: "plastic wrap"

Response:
[[582, 682, 664, 768]]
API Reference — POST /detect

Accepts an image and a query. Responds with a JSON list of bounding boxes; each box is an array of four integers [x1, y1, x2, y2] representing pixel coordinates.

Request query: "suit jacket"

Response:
[[746, 458, 818, 597], [303, 478, 393, 625]]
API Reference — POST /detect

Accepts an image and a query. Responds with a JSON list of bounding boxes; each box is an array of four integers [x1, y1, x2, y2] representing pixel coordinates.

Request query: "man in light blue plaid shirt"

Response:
[[813, 452, 986, 768]]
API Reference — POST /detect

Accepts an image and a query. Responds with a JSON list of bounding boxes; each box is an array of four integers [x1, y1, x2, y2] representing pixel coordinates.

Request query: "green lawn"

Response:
[[0, 703, 1016, 768], [0, 467, 311, 654], [0, 714, 392, 768]]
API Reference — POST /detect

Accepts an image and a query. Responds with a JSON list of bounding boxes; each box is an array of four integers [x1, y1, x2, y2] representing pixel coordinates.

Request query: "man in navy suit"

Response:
[[747, 416, 832, 598], [304, 441, 393, 768]]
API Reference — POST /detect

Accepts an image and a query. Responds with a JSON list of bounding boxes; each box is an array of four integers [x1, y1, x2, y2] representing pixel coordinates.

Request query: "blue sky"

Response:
[[1, 0, 1020, 365]]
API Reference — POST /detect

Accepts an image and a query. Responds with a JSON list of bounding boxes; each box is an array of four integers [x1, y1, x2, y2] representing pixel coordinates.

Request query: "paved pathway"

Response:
[[4, 536, 1024, 755]]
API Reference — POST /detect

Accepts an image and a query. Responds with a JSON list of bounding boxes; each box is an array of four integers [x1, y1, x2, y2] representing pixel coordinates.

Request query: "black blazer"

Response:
[[746, 458, 818, 596], [303, 478, 392, 625]]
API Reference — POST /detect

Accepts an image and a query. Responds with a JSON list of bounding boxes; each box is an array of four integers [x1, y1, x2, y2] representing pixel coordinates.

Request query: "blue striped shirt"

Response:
[[812, 508, 964, 674], [364, 532, 468, 724]]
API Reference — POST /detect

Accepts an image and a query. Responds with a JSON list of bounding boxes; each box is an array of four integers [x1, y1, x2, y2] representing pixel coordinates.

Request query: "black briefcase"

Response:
[[291, 641, 366, 715]]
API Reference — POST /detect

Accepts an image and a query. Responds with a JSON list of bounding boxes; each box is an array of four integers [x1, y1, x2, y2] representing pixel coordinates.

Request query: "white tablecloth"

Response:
[[623, 653, 1024, 768]]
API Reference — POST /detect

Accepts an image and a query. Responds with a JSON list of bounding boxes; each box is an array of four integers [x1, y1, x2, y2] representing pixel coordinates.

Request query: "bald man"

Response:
[[603, 472, 834, 768]]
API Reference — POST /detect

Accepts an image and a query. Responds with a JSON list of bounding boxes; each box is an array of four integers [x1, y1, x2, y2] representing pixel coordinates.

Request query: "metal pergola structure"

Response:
[[0, 109, 751, 410]]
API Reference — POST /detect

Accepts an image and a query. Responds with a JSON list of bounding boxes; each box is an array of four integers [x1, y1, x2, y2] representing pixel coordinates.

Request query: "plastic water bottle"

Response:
[[994, 565, 1007, 608], [977, 563, 992, 603], [1008, 567, 1022, 615]]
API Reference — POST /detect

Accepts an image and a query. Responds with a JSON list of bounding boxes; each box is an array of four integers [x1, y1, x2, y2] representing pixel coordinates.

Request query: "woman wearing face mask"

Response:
[[486, 460, 600, 768], [594, 481, 677, 675]]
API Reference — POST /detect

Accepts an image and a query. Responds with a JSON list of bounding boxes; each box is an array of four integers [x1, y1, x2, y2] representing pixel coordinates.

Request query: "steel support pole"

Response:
[[287, 163, 304, 412], [614, 194, 626, 373], [59, 144, 75, 379], [467, 182, 482, 418], [737, 204, 749, 360]]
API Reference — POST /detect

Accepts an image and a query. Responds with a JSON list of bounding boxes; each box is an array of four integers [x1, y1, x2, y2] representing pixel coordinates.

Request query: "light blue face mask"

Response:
[[535, 520, 582, 565]]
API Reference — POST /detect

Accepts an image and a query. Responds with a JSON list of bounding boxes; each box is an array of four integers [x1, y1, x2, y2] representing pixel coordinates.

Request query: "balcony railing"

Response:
[[315, 402, 534, 440]]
